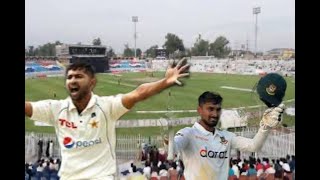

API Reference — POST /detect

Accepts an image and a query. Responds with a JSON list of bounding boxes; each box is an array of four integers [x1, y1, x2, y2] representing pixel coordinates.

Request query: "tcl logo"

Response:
[[59, 119, 77, 129]]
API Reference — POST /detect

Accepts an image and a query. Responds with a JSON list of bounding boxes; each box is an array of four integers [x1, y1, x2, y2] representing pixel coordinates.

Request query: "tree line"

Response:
[[26, 34, 231, 59]]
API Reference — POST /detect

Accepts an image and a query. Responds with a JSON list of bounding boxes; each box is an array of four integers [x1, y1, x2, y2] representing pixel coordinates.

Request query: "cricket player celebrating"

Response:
[[168, 91, 285, 180], [25, 60, 189, 180]]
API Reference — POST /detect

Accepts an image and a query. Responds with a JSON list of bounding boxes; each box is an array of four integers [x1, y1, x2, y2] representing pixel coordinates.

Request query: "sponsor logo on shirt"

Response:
[[199, 146, 228, 159], [195, 135, 209, 141], [63, 137, 102, 149], [63, 137, 74, 148], [59, 119, 77, 129]]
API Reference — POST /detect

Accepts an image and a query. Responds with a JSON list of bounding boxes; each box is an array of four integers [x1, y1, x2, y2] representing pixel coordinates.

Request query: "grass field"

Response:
[[25, 72, 295, 135]]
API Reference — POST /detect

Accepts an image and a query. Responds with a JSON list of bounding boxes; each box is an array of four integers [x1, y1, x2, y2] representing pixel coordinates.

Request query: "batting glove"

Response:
[[260, 103, 285, 129]]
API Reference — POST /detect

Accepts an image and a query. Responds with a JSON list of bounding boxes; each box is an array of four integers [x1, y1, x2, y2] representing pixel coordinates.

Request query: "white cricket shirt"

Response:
[[30, 93, 129, 180], [174, 122, 268, 180]]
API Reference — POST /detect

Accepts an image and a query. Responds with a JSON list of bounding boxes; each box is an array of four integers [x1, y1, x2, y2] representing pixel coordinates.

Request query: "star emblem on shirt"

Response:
[[89, 120, 99, 128]]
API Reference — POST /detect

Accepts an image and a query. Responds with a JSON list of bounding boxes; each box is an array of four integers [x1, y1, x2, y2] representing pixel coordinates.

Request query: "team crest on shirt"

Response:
[[219, 136, 228, 145], [89, 119, 99, 128]]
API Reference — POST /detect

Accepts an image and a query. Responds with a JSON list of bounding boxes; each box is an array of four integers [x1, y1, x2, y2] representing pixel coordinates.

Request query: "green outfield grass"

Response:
[[25, 72, 295, 134]]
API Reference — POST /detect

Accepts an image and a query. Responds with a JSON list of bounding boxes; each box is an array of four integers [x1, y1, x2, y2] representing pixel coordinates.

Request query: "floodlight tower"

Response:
[[253, 7, 261, 55], [132, 16, 138, 58]]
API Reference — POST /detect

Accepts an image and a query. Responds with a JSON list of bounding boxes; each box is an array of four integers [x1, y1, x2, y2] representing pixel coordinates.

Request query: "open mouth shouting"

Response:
[[69, 86, 80, 97]]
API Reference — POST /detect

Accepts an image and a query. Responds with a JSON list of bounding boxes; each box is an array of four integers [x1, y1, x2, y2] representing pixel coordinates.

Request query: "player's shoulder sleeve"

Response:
[[99, 94, 129, 121], [174, 127, 192, 151], [175, 127, 193, 138], [30, 99, 62, 125]]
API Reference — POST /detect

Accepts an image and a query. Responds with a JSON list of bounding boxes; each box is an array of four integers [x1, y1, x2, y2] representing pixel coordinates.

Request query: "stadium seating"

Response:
[[25, 61, 62, 73]]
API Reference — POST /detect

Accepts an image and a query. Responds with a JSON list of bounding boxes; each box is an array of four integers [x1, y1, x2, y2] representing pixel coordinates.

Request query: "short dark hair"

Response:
[[65, 62, 96, 78], [198, 91, 223, 106]]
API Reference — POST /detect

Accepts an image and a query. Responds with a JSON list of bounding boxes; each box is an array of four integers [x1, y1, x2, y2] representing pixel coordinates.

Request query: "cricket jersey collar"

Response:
[[67, 92, 97, 112], [193, 121, 224, 138]]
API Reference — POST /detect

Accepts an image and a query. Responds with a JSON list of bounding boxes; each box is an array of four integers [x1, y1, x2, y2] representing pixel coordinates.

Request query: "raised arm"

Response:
[[25, 102, 33, 117], [231, 128, 269, 152], [122, 58, 190, 109], [24, 100, 56, 125], [231, 104, 285, 152]]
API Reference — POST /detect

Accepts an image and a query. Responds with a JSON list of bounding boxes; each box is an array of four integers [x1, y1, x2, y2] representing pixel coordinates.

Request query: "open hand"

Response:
[[165, 57, 190, 86]]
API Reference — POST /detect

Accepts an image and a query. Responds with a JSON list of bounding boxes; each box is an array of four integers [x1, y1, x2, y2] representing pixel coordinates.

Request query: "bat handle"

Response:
[[167, 129, 175, 160]]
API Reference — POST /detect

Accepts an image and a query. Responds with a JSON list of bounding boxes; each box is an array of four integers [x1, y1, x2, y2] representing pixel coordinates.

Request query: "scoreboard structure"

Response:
[[155, 48, 167, 59], [56, 44, 109, 73]]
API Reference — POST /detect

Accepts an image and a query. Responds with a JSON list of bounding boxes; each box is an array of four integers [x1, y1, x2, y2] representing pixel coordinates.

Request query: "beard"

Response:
[[68, 86, 91, 101], [202, 117, 219, 128]]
